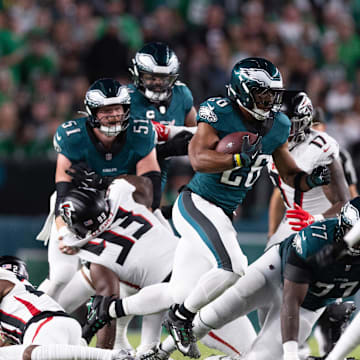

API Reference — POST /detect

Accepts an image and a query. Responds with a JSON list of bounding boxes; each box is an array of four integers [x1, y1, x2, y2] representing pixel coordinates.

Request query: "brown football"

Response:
[[215, 131, 258, 154]]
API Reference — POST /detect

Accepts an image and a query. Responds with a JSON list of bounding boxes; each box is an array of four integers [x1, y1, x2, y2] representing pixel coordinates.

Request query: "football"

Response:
[[215, 131, 258, 154]]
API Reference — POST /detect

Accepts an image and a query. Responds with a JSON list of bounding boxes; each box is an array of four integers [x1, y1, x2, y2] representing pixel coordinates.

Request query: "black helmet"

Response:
[[130, 42, 179, 102], [227, 57, 284, 121], [282, 91, 314, 146], [59, 187, 110, 238], [0, 255, 29, 280], [84, 78, 131, 137]]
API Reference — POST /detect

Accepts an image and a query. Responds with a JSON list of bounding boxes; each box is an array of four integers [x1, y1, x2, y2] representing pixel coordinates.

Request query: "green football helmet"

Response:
[[85, 78, 131, 137], [130, 42, 179, 102], [337, 196, 360, 255], [227, 57, 284, 121]]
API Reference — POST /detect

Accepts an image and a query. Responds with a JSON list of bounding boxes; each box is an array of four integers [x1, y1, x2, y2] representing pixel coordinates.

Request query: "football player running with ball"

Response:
[[159, 57, 331, 357]]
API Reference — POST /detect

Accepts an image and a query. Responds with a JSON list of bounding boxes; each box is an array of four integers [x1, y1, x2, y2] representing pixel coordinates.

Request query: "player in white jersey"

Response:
[[266, 91, 350, 250], [266, 92, 352, 358], [57, 175, 178, 352], [0, 256, 134, 360]]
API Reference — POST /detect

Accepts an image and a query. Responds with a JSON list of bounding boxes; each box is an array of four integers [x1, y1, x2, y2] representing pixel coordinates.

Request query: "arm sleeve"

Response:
[[142, 171, 161, 210], [340, 148, 358, 186], [54, 181, 73, 217], [284, 247, 313, 283]]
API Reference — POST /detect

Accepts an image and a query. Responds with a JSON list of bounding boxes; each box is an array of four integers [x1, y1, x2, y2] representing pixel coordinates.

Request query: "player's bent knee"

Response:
[[23, 345, 38, 360]]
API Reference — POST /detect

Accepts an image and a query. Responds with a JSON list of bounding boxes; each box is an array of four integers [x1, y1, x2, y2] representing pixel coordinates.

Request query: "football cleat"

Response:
[[137, 343, 170, 360], [82, 295, 115, 343], [316, 300, 356, 354], [162, 306, 200, 358]]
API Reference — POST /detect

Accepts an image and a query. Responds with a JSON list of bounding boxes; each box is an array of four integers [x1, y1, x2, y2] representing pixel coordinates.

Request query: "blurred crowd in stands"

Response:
[[0, 0, 359, 213]]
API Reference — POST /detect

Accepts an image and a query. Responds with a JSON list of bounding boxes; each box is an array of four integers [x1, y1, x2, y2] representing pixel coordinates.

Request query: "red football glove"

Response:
[[152, 121, 170, 142], [286, 203, 315, 231]]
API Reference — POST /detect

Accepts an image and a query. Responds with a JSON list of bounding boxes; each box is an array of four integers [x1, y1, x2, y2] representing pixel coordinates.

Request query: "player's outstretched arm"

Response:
[[273, 142, 330, 192]]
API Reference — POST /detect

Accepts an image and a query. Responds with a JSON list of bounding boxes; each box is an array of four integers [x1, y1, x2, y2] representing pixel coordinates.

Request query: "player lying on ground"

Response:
[[0, 255, 134, 360]]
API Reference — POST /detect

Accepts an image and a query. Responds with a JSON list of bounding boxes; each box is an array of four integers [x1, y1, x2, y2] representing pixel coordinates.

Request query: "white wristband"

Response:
[[283, 341, 299, 360], [58, 226, 71, 239], [313, 214, 324, 222], [109, 300, 117, 319]]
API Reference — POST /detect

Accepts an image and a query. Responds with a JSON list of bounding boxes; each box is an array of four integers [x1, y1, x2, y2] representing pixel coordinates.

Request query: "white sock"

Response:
[[31, 344, 114, 360], [138, 313, 163, 352], [114, 315, 134, 351]]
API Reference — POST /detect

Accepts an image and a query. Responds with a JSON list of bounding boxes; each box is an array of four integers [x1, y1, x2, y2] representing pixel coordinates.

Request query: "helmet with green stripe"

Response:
[[227, 57, 284, 121], [130, 42, 179, 102]]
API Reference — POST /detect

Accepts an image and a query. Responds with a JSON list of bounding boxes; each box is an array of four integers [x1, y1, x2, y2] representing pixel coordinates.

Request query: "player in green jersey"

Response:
[[163, 57, 331, 356], [38, 78, 161, 305], [129, 42, 197, 190]]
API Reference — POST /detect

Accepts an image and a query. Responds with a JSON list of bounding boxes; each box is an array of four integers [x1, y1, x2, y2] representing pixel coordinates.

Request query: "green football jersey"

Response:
[[53, 117, 156, 177], [128, 82, 194, 187], [187, 96, 291, 215], [280, 219, 360, 311], [128, 82, 193, 126]]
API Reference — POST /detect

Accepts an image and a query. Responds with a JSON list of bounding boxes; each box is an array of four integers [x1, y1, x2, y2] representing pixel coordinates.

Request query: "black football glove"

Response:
[[239, 135, 262, 167], [82, 295, 115, 343], [306, 165, 331, 189], [65, 163, 113, 190], [156, 131, 194, 160]]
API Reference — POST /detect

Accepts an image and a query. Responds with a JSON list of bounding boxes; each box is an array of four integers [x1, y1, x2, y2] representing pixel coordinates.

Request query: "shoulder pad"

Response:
[[53, 118, 86, 155], [308, 130, 340, 164], [198, 97, 232, 123], [274, 111, 292, 127]]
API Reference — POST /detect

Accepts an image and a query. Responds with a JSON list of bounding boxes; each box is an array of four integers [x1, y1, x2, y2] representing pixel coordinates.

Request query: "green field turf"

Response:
[[90, 332, 360, 359], [125, 333, 360, 360]]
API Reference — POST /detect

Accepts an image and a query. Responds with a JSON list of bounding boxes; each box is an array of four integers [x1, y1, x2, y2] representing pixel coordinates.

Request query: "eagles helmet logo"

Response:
[[85, 86, 130, 108], [238, 68, 280, 88], [60, 201, 75, 227], [341, 202, 360, 228]]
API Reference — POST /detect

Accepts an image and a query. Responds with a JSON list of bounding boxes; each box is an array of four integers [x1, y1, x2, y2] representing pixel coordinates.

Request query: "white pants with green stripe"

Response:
[[170, 190, 248, 313]]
